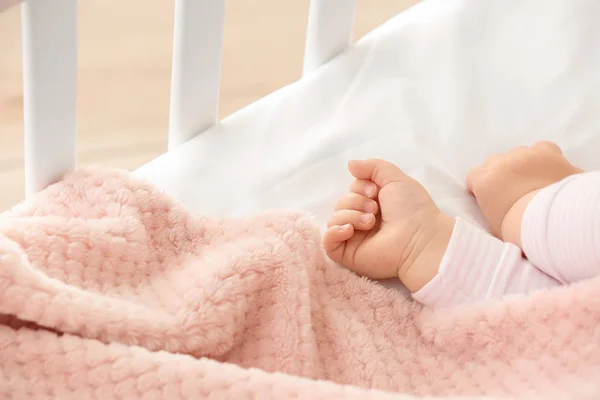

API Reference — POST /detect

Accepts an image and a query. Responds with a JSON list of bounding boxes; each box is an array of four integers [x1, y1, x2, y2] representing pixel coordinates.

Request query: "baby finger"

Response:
[[349, 179, 379, 199], [334, 192, 379, 213], [327, 210, 376, 230]]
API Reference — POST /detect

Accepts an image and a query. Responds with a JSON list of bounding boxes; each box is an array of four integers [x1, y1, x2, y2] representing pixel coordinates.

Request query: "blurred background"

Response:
[[0, 0, 419, 210]]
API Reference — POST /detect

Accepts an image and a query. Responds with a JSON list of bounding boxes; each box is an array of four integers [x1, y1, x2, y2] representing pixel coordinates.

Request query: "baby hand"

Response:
[[466, 141, 583, 246], [323, 159, 454, 292]]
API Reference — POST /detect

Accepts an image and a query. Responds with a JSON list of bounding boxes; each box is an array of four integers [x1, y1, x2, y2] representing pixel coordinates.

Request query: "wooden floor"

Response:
[[0, 0, 419, 211]]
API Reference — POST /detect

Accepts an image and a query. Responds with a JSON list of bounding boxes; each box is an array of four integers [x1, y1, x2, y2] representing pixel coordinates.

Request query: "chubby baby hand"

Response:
[[466, 141, 583, 247], [323, 159, 454, 292]]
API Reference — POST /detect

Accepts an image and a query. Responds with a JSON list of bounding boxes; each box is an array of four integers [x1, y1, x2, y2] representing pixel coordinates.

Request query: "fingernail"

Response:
[[339, 224, 351, 231], [365, 184, 376, 197], [366, 201, 377, 213], [360, 214, 374, 224]]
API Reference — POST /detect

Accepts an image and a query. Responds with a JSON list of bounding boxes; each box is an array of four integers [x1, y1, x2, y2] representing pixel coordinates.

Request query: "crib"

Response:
[[11, 0, 600, 231], [19, 0, 356, 195], [3, 1, 600, 397]]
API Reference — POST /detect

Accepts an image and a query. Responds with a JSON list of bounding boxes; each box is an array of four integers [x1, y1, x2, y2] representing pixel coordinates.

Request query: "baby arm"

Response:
[[417, 169, 600, 308], [417, 142, 600, 308], [322, 158, 558, 308], [505, 171, 600, 284], [412, 217, 560, 308], [325, 144, 595, 309]]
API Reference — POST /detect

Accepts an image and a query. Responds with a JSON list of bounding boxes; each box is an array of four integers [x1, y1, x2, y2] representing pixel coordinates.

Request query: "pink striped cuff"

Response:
[[521, 172, 600, 284], [413, 217, 559, 309]]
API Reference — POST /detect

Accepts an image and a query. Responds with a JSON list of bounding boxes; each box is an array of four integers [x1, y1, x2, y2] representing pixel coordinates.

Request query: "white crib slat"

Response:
[[168, 0, 225, 149], [21, 0, 77, 199], [303, 0, 357, 76]]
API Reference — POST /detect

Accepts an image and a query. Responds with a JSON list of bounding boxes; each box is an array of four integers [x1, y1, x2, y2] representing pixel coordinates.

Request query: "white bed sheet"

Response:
[[135, 0, 600, 234]]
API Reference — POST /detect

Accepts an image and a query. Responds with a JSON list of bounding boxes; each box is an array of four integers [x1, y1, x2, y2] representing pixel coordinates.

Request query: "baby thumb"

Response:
[[348, 159, 408, 188]]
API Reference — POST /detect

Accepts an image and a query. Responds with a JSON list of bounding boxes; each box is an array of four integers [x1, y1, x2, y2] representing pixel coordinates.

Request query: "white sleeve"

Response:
[[520, 171, 600, 284], [413, 217, 560, 308]]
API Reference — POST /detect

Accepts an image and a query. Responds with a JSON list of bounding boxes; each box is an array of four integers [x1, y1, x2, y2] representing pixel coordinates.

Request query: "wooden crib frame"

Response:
[[20, 0, 357, 198]]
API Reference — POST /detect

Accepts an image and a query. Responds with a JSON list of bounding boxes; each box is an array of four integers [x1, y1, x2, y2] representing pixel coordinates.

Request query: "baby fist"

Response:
[[466, 141, 582, 241], [323, 159, 453, 292]]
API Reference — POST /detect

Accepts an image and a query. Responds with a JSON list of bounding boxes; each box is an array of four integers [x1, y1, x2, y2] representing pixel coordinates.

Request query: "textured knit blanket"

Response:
[[0, 168, 599, 399]]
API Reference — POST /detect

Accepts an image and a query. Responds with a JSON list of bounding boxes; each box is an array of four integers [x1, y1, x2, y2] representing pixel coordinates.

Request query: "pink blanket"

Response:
[[0, 168, 599, 399]]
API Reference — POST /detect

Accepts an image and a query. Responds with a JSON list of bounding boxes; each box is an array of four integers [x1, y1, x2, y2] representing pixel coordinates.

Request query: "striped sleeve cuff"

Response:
[[413, 217, 559, 309], [521, 172, 600, 284]]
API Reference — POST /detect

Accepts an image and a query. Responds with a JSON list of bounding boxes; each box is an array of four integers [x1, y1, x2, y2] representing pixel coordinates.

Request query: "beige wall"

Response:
[[0, 0, 419, 210]]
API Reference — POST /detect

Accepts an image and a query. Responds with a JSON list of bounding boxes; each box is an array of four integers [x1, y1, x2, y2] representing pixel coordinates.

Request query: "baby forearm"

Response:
[[519, 171, 600, 284], [500, 189, 541, 249], [397, 214, 454, 293], [411, 171, 600, 308], [411, 217, 560, 308]]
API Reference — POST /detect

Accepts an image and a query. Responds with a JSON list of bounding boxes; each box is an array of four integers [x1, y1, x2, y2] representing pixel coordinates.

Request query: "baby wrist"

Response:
[[398, 214, 455, 293], [500, 189, 541, 249]]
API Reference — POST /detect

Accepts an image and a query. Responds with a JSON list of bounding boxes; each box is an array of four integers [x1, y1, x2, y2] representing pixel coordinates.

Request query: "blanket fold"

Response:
[[0, 167, 598, 399]]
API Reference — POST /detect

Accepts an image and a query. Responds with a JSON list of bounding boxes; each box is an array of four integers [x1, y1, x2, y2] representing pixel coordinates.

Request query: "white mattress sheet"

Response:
[[135, 0, 600, 236]]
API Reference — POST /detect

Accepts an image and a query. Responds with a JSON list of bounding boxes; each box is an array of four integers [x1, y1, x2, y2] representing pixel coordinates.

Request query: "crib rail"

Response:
[[20, 0, 356, 197], [303, 0, 357, 76], [21, 0, 77, 199], [168, 0, 225, 149]]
